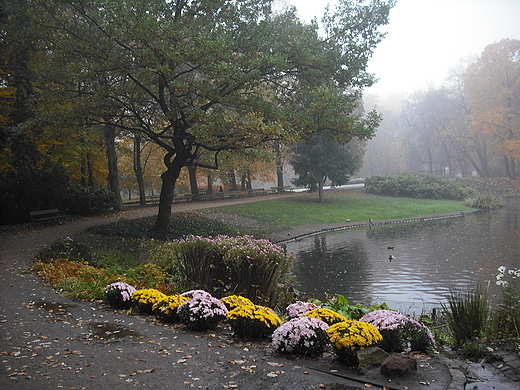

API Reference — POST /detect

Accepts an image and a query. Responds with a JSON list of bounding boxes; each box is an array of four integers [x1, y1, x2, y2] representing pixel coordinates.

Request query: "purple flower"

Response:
[[104, 282, 136, 301], [177, 292, 229, 331], [360, 310, 435, 352], [272, 316, 330, 357], [286, 301, 322, 319]]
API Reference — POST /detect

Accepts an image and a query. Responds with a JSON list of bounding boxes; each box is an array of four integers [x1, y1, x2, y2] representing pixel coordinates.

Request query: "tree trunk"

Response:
[[104, 123, 125, 211], [240, 173, 247, 191], [87, 154, 95, 188], [188, 165, 199, 195], [133, 135, 146, 206], [504, 155, 511, 178], [246, 169, 252, 190], [154, 167, 179, 231], [276, 158, 284, 187], [228, 170, 238, 191], [318, 179, 324, 203], [154, 142, 189, 231], [80, 157, 87, 187], [207, 173, 213, 195]]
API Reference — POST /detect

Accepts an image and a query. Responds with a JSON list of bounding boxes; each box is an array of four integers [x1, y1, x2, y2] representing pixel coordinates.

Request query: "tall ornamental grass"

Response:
[[148, 235, 290, 305], [441, 284, 489, 346]]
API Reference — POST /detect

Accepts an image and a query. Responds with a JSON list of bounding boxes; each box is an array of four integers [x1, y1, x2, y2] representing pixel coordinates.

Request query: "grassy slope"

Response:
[[203, 189, 474, 231]]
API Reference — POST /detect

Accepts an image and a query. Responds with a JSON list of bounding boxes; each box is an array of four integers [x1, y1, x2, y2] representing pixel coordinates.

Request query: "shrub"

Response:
[[364, 173, 476, 200], [103, 282, 136, 310], [150, 235, 290, 305], [125, 263, 175, 293], [64, 185, 117, 216], [177, 292, 229, 331], [272, 316, 330, 357], [131, 289, 168, 314], [359, 310, 435, 353], [309, 294, 386, 320], [327, 320, 383, 365], [36, 236, 95, 264], [34, 258, 115, 300], [227, 304, 282, 339], [441, 284, 489, 346], [465, 194, 504, 210], [302, 308, 347, 326], [152, 295, 189, 323], [286, 301, 322, 319]]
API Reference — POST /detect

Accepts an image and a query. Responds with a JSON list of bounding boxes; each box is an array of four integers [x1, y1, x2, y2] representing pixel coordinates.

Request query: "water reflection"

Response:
[[286, 198, 520, 313]]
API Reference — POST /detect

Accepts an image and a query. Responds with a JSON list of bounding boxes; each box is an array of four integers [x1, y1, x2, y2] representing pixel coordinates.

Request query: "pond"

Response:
[[285, 198, 520, 313]]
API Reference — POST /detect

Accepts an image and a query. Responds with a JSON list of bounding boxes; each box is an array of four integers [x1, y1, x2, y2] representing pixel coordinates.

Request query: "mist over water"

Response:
[[286, 198, 520, 313]]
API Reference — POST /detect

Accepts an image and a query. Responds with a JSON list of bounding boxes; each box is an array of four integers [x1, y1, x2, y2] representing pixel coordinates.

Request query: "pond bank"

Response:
[[268, 210, 479, 244]]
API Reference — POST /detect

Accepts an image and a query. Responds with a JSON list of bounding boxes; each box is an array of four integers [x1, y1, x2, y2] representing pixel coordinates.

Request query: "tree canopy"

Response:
[[3, 0, 394, 227], [291, 135, 364, 202]]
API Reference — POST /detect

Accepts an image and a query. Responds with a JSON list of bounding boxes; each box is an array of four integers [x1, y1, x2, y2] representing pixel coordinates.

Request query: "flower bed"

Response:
[[100, 281, 436, 366]]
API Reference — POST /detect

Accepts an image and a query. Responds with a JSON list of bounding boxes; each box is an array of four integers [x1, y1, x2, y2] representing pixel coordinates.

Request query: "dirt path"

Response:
[[0, 193, 459, 390]]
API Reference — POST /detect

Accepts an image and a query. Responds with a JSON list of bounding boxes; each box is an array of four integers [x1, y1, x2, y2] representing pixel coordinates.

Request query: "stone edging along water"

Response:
[[274, 209, 480, 245]]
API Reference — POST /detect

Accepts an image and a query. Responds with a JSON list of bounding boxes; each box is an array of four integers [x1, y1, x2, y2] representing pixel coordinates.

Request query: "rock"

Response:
[[380, 354, 418, 377], [357, 347, 390, 373]]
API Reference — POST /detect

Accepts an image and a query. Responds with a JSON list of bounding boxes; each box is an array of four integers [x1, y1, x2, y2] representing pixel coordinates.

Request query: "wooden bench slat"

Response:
[[30, 209, 60, 217]]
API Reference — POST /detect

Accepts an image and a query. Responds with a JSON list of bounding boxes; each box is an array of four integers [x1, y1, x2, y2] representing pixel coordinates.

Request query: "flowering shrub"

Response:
[[103, 282, 136, 310], [180, 289, 213, 299], [131, 289, 168, 314], [359, 310, 435, 352], [150, 235, 289, 304], [302, 308, 347, 326], [152, 295, 189, 323], [493, 266, 520, 338], [227, 304, 282, 339], [272, 316, 330, 357], [178, 293, 229, 331], [327, 320, 382, 364], [496, 265, 520, 287], [286, 301, 321, 319], [220, 295, 254, 311]]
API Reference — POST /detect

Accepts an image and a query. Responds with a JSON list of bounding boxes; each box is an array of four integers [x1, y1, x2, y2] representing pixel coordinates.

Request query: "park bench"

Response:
[[270, 186, 295, 193], [219, 190, 242, 199], [247, 188, 267, 196], [30, 208, 66, 223]]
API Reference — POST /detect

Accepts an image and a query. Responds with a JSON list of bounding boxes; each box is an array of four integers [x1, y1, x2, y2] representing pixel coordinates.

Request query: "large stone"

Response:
[[357, 347, 390, 373], [380, 354, 417, 377]]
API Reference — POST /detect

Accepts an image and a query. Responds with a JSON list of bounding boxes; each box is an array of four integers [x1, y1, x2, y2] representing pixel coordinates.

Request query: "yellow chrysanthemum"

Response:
[[152, 295, 189, 314], [131, 289, 167, 313], [227, 304, 282, 338], [327, 320, 382, 352], [220, 295, 254, 310], [302, 308, 347, 325]]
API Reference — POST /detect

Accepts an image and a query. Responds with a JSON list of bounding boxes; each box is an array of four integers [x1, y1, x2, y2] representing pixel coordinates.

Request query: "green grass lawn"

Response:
[[204, 189, 475, 231]]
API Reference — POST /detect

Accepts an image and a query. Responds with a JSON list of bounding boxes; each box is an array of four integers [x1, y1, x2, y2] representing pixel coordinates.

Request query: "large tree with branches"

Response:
[[32, 0, 393, 231]]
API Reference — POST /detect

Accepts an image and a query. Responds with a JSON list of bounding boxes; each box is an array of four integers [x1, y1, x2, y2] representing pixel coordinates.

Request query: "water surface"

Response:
[[286, 198, 520, 313]]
